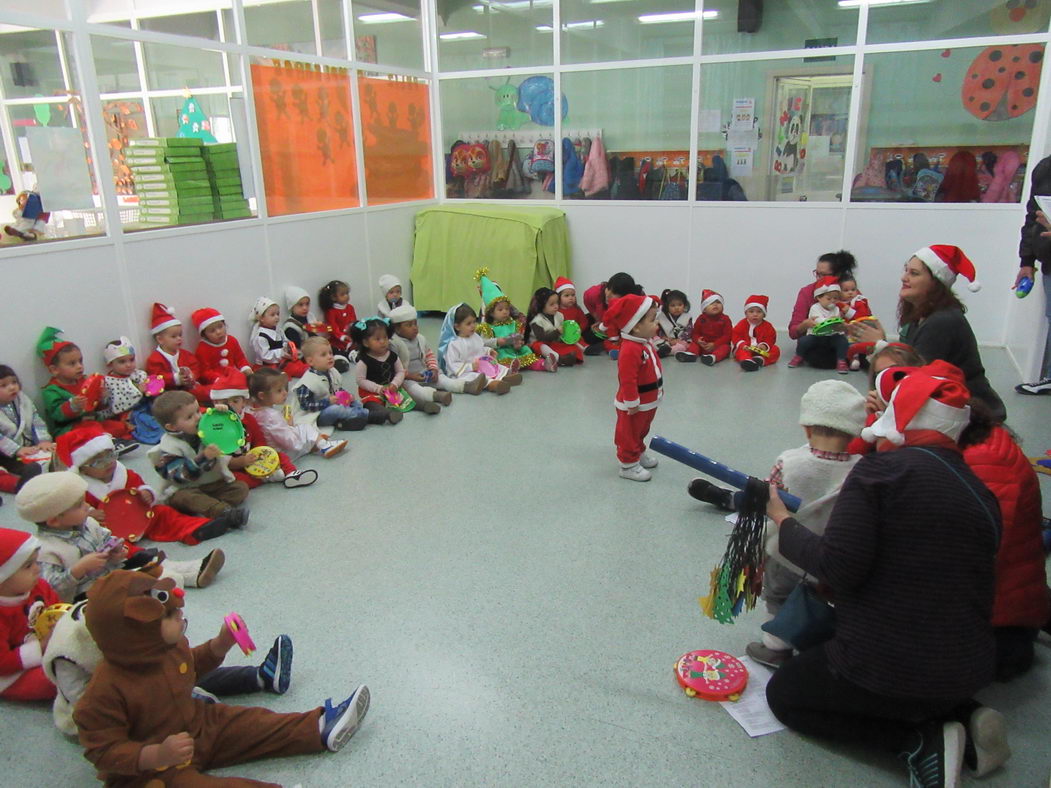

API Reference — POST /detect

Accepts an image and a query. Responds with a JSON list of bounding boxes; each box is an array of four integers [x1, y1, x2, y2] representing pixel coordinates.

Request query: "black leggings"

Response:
[[766, 645, 969, 752], [796, 333, 849, 363]]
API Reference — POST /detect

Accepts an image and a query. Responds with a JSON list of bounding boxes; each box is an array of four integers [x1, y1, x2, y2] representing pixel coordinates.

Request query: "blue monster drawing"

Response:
[[516, 76, 568, 127]]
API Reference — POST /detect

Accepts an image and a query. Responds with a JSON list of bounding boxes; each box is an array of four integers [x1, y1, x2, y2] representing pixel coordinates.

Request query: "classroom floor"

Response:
[[3, 319, 1050, 788]]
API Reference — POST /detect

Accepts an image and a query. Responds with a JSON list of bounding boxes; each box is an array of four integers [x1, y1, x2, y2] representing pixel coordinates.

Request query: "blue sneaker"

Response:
[[608, 349, 619, 360], [257, 635, 293, 694], [321, 684, 370, 752]]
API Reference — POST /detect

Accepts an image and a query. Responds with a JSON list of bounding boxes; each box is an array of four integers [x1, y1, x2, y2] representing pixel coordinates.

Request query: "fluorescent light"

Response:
[[590, 0, 637, 4], [637, 10, 718, 24], [837, 0, 930, 7], [357, 12, 413, 23], [537, 20, 605, 31], [440, 31, 487, 40]]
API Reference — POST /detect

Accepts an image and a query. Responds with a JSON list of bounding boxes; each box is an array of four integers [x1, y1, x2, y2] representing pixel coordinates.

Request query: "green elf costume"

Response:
[[474, 268, 541, 370]]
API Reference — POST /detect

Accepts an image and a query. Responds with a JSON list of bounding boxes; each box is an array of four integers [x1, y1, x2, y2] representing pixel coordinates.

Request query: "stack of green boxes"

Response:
[[202, 143, 251, 220], [127, 138, 215, 226]]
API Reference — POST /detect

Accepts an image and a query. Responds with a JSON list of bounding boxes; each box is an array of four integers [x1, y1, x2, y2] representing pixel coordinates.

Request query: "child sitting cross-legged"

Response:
[[731, 295, 780, 372], [59, 423, 239, 545], [192, 307, 253, 390], [96, 337, 164, 445], [687, 380, 866, 667], [525, 287, 582, 367], [788, 276, 850, 374], [248, 296, 310, 380], [389, 304, 467, 402], [292, 337, 375, 430], [438, 303, 522, 395], [247, 368, 347, 459], [148, 391, 250, 525], [677, 290, 732, 366], [352, 316, 433, 419], [208, 368, 321, 489], [0, 363, 49, 495], [73, 571, 370, 784], [15, 472, 225, 601]]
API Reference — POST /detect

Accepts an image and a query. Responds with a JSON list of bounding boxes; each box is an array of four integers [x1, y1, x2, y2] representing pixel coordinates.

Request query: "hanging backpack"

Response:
[[528, 139, 555, 175]]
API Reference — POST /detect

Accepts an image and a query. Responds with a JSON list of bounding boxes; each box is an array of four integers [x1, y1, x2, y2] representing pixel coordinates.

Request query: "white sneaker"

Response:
[[849, 358, 861, 371], [315, 438, 348, 458], [619, 463, 652, 482], [966, 706, 1011, 777], [544, 352, 558, 372], [639, 452, 659, 469]]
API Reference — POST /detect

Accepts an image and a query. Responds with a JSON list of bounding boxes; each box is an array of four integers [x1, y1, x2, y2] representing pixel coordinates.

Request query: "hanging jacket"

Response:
[[562, 137, 584, 195], [579, 135, 610, 198], [963, 427, 1050, 630]]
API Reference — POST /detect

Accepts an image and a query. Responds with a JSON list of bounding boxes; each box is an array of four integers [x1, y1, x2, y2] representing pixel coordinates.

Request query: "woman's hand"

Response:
[[766, 482, 791, 527], [797, 317, 817, 333], [865, 390, 884, 415], [849, 319, 885, 343]]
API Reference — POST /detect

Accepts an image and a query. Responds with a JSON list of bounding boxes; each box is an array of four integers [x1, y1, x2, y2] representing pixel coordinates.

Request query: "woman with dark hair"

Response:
[[582, 273, 644, 356], [787, 251, 857, 368], [853, 244, 1006, 421], [936, 150, 980, 203]]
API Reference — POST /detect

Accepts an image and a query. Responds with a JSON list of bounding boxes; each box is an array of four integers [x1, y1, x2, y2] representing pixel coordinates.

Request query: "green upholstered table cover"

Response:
[[411, 204, 571, 312]]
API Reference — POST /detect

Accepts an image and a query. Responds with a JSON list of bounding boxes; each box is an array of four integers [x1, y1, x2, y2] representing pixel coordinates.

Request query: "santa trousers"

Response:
[[105, 705, 324, 787], [0, 666, 56, 701], [614, 408, 657, 464], [685, 342, 730, 361], [144, 504, 217, 546], [733, 345, 781, 364]]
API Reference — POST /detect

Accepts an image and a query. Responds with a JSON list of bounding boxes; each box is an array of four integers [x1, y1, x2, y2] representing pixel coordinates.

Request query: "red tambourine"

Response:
[[305, 322, 330, 336], [80, 374, 105, 412], [674, 649, 749, 702], [98, 488, 154, 542], [224, 612, 256, 655]]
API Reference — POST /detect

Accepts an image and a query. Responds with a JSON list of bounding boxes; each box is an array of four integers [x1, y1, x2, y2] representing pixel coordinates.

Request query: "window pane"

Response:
[[142, 40, 227, 91], [560, 0, 694, 64], [866, 0, 1048, 45], [701, 0, 856, 56], [0, 29, 68, 99], [352, 0, 424, 70], [439, 74, 556, 199], [250, 58, 359, 214], [2, 0, 70, 20], [138, 10, 223, 42], [698, 57, 855, 202], [563, 65, 691, 199], [438, 1, 553, 72], [852, 46, 1040, 204], [244, 0, 317, 55], [91, 34, 140, 93], [319, 0, 348, 58], [360, 75, 433, 203]]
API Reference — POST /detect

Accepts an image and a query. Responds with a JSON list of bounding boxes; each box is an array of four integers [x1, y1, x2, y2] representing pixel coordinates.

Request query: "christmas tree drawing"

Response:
[[178, 94, 217, 143]]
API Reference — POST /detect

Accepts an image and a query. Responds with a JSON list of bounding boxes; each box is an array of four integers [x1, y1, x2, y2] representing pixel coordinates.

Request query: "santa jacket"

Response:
[[732, 318, 778, 353], [963, 427, 1050, 629], [691, 313, 733, 347], [82, 463, 156, 509], [0, 577, 59, 692], [615, 335, 663, 412], [194, 337, 252, 382], [558, 304, 590, 332], [841, 294, 872, 321], [145, 348, 202, 390]]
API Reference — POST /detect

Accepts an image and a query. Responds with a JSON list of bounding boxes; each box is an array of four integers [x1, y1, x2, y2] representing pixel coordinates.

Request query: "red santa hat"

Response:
[[813, 276, 842, 298], [209, 368, 249, 401], [553, 277, 576, 294], [699, 289, 723, 312], [191, 307, 225, 335], [0, 528, 41, 586], [743, 294, 769, 315], [150, 303, 181, 336], [603, 293, 658, 336], [913, 244, 981, 292], [861, 360, 972, 446], [56, 422, 115, 472]]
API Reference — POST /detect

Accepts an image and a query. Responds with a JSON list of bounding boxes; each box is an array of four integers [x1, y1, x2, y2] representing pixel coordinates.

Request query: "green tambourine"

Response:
[[382, 387, 416, 414], [812, 317, 846, 336], [561, 319, 581, 345], [197, 408, 247, 454]]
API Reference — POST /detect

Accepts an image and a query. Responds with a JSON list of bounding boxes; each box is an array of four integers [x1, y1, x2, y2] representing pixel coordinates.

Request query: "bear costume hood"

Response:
[[84, 570, 184, 669]]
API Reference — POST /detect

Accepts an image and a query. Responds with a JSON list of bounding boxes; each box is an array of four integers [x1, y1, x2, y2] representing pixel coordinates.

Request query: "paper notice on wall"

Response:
[[698, 109, 722, 133], [731, 98, 755, 130], [728, 129, 759, 150], [808, 135, 831, 159], [730, 147, 754, 177], [26, 126, 95, 211], [719, 656, 786, 738]]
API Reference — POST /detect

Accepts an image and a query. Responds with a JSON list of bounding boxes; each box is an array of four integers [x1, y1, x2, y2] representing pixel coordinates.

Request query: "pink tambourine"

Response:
[[144, 375, 165, 397], [674, 649, 748, 702], [333, 390, 351, 407], [476, 356, 501, 379], [224, 613, 257, 656]]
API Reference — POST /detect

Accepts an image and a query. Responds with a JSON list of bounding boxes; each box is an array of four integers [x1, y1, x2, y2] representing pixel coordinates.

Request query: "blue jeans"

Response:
[[316, 402, 367, 426]]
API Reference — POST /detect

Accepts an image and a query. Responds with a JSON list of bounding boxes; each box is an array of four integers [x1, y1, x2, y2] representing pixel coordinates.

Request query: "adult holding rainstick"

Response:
[[1014, 152, 1051, 395], [851, 244, 1006, 422]]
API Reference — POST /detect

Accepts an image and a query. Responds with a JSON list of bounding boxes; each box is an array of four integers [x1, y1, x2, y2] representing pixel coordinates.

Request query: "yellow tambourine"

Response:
[[32, 602, 73, 642], [244, 446, 280, 478]]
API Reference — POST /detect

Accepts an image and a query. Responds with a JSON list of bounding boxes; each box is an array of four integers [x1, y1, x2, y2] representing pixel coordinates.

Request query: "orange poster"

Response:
[[359, 76, 433, 204], [251, 62, 359, 215]]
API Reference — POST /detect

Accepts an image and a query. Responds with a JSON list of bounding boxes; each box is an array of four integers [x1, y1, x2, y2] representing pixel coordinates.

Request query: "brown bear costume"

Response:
[[74, 571, 324, 787]]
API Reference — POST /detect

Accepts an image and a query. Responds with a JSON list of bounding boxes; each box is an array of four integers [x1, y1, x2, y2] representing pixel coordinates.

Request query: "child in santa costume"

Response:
[[678, 289, 733, 365], [377, 274, 403, 318], [655, 289, 693, 359], [732, 295, 780, 372], [320, 279, 359, 362], [0, 363, 49, 495], [839, 275, 874, 371], [96, 337, 164, 445], [607, 293, 663, 482], [475, 268, 545, 371], [0, 528, 59, 702], [788, 276, 850, 374], [209, 368, 321, 488], [582, 273, 644, 357], [525, 286, 582, 366], [144, 303, 212, 404], [248, 296, 310, 380], [247, 368, 348, 459], [554, 276, 593, 357], [59, 423, 238, 545], [192, 307, 252, 384]]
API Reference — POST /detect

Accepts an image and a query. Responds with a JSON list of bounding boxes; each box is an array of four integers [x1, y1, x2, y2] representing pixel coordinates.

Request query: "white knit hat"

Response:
[[251, 296, 277, 320], [284, 285, 310, 312], [798, 379, 867, 437], [378, 274, 401, 297], [388, 304, 417, 324], [16, 472, 88, 524]]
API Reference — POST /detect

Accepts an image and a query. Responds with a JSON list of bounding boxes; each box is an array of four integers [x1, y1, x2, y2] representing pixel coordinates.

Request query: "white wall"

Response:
[[3, 203, 424, 398]]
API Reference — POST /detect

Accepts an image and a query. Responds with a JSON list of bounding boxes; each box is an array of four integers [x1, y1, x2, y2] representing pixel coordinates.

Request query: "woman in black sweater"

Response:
[[764, 362, 1006, 788]]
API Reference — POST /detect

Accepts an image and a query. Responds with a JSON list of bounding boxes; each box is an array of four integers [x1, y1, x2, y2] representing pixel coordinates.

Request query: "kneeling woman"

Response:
[[764, 362, 1008, 787]]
